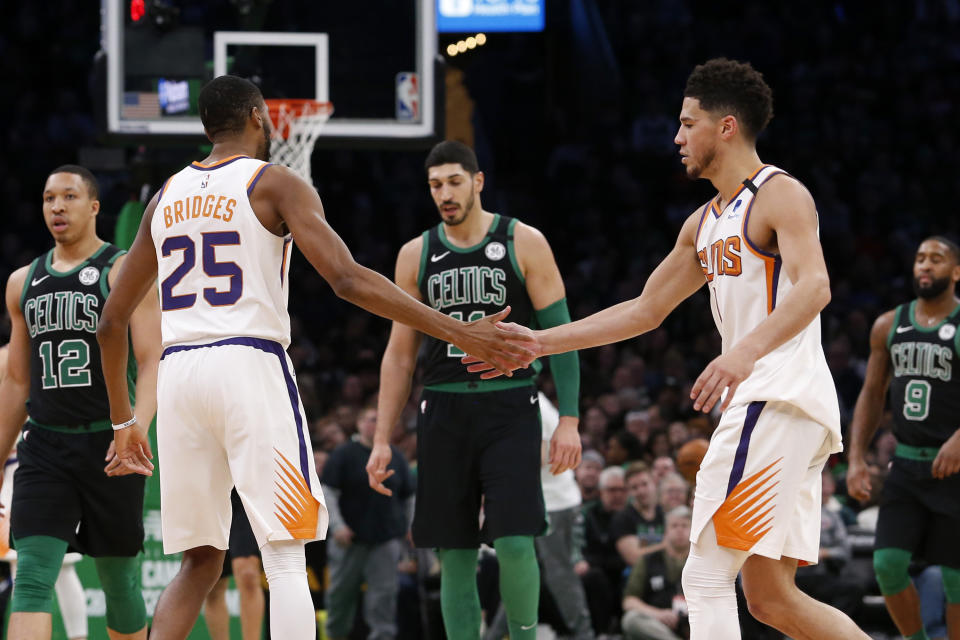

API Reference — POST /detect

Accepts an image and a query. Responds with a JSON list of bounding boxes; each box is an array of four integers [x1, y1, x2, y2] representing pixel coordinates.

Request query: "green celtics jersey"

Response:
[[417, 214, 536, 387], [20, 243, 130, 427], [887, 301, 960, 447]]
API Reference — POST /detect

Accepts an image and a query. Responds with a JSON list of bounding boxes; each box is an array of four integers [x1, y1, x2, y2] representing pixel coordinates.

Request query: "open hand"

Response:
[[690, 346, 757, 413], [451, 308, 538, 378], [104, 439, 136, 476], [846, 461, 872, 502], [549, 416, 582, 475], [933, 431, 960, 479], [366, 442, 396, 496], [461, 320, 540, 379], [109, 419, 154, 477]]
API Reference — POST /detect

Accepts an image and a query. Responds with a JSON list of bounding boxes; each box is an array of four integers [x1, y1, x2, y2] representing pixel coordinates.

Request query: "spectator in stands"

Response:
[[621, 506, 692, 640], [606, 430, 645, 466], [321, 407, 415, 640], [651, 456, 676, 486], [794, 469, 866, 622], [657, 473, 690, 513], [611, 462, 665, 568], [625, 410, 653, 447], [578, 449, 606, 505], [580, 466, 629, 635]]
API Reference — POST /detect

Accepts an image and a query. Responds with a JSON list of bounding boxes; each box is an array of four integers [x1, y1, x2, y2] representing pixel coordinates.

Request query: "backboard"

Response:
[[102, 0, 440, 145]]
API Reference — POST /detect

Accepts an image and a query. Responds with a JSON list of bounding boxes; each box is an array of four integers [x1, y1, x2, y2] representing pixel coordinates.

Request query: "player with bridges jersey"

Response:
[[97, 75, 531, 640]]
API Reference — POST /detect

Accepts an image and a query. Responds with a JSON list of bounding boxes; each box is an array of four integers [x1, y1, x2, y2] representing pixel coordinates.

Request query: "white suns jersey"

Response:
[[695, 164, 841, 449], [152, 156, 293, 349]]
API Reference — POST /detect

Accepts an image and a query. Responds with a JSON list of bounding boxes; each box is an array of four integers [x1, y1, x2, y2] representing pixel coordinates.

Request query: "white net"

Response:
[[267, 100, 333, 187]]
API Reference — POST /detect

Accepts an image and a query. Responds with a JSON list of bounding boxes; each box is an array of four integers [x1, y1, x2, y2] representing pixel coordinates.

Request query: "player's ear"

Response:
[[474, 170, 484, 192], [90, 199, 100, 216], [719, 114, 737, 140]]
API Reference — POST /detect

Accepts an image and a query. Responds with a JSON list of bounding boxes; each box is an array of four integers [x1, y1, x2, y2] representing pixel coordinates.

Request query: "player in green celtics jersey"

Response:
[[366, 141, 582, 640], [0, 165, 162, 640], [848, 236, 960, 640]]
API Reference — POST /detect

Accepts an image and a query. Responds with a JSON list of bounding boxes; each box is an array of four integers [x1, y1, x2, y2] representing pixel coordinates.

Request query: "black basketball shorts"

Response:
[[412, 386, 546, 549], [11, 426, 145, 557], [221, 488, 261, 578], [875, 456, 960, 568]]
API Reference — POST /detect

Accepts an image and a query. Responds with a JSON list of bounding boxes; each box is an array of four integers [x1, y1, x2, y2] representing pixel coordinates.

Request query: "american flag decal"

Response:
[[122, 92, 160, 119]]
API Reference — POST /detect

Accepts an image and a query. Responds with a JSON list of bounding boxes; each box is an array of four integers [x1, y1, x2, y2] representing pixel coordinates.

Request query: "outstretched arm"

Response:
[[253, 165, 532, 373], [468, 210, 705, 371]]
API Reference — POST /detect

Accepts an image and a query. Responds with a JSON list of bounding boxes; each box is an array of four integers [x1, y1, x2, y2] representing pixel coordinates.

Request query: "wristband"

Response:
[[112, 416, 137, 431], [534, 298, 581, 417]]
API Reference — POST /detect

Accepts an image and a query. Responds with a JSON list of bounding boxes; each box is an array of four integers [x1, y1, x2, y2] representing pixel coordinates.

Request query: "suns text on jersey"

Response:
[[698, 236, 743, 281], [162, 194, 238, 228]]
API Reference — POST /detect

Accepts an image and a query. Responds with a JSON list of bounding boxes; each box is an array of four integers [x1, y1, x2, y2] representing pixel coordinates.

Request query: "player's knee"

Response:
[[492, 535, 535, 568], [261, 540, 306, 586], [742, 586, 796, 628], [941, 566, 960, 604], [873, 547, 913, 596], [233, 557, 263, 591], [681, 552, 738, 603], [10, 536, 65, 613], [95, 556, 147, 633]]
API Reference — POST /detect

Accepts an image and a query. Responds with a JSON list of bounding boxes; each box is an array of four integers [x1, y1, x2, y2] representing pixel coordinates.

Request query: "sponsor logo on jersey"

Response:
[[430, 251, 450, 263], [31, 275, 50, 286], [940, 324, 956, 341], [79, 266, 100, 286], [485, 241, 506, 261], [896, 325, 912, 334], [200, 174, 210, 189]]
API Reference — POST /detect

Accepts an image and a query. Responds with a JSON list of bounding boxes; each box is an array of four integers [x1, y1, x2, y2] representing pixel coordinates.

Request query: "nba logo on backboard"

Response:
[[439, 0, 473, 17], [396, 72, 420, 122]]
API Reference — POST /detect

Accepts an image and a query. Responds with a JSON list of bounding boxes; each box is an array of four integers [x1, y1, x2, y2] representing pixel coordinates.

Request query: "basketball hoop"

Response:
[[265, 99, 333, 187]]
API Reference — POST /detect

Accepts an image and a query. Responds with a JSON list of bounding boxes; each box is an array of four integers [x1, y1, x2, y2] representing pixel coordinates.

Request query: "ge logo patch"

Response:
[[485, 241, 506, 261], [79, 266, 100, 286], [940, 324, 956, 341]]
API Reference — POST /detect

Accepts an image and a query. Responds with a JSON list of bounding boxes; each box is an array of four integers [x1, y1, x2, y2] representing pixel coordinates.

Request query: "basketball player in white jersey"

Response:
[[96, 75, 531, 640], [466, 59, 870, 639]]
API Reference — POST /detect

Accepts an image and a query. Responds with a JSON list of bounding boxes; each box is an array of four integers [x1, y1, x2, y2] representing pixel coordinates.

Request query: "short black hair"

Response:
[[47, 165, 99, 200], [923, 235, 960, 263], [198, 75, 264, 141], [424, 140, 479, 174], [684, 58, 774, 140]]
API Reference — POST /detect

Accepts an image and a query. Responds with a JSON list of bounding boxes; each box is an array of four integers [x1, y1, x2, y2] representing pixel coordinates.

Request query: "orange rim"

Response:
[[265, 99, 333, 139]]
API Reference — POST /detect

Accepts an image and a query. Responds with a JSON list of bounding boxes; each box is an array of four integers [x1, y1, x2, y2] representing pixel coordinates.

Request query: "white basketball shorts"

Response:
[[689, 400, 832, 564], [156, 337, 327, 554]]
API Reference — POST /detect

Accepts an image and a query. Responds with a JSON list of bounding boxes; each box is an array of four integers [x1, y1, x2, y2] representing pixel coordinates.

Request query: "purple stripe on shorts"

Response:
[[725, 400, 767, 497], [161, 337, 311, 490]]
